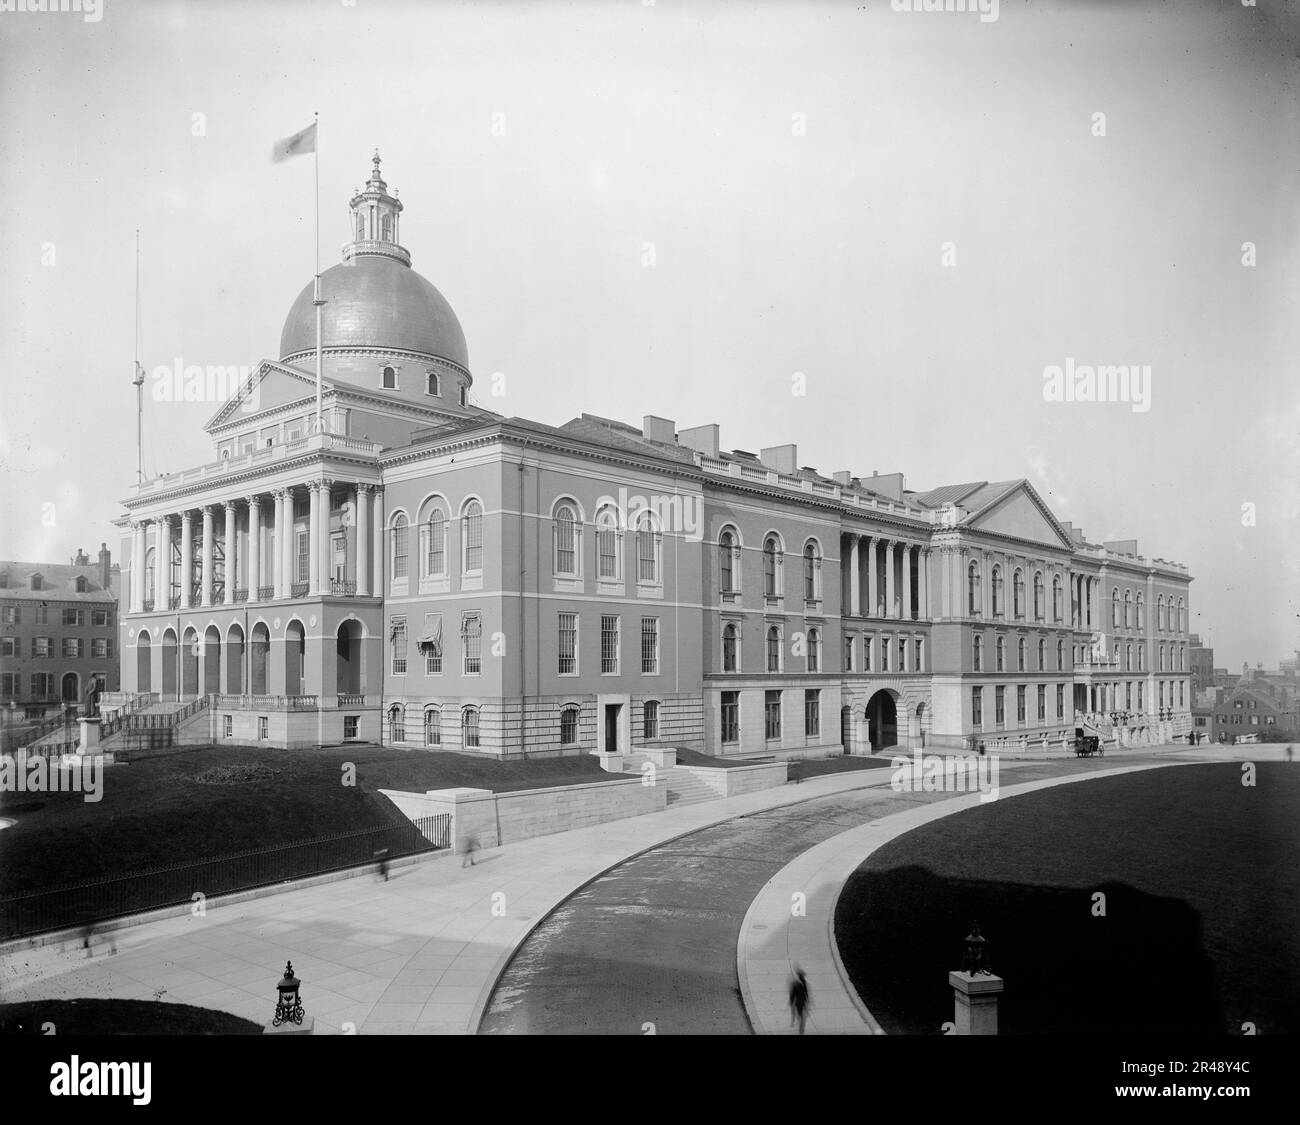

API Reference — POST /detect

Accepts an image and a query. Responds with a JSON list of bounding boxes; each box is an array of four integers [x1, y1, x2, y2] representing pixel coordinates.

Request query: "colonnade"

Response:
[[842, 534, 930, 620]]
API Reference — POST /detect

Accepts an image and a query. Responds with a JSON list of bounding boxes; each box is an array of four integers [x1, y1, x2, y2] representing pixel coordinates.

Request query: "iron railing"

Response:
[[234, 588, 249, 602], [0, 814, 452, 941], [330, 578, 357, 595], [291, 582, 309, 598], [257, 585, 275, 600]]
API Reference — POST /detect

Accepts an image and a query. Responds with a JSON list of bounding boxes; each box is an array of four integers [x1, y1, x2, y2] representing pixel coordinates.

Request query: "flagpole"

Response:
[[133, 229, 145, 484], [313, 110, 323, 434]]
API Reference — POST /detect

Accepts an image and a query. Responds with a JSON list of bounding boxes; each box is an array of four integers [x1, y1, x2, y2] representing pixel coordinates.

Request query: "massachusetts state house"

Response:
[[113, 154, 1194, 757]]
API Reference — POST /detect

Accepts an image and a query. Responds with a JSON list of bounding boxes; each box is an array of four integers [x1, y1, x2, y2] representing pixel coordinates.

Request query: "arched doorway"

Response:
[[61, 672, 79, 705], [865, 689, 898, 752], [226, 625, 245, 695], [336, 620, 362, 695], [285, 620, 305, 697], [136, 631, 152, 694], [203, 625, 221, 695], [181, 627, 199, 697], [161, 628, 178, 699], [250, 623, 270, 695]]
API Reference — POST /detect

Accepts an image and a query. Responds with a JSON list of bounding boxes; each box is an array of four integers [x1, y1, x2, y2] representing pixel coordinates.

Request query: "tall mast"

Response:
[[132, 229, 144, 484], [313, 110, 323, 434]]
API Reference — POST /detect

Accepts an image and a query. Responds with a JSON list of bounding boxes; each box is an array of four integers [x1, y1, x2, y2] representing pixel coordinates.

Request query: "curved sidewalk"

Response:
[[737, 754, 1245, 1034]]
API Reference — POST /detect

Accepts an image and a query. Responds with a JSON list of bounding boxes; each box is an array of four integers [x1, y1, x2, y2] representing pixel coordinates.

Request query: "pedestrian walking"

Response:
[[374, 847, 390, 882], [788, 966, 811, 1034], [461, 835, 477, 868]]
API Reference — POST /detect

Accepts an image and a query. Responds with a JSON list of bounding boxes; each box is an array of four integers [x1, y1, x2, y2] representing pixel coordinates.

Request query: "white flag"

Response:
[[271, 121, 316, 163]]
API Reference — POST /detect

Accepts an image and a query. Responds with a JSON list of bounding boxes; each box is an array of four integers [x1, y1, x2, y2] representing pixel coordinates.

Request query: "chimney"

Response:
[[99, 542, 111, 590], [759, 444, 798, 476], [833, 471, 853, 486], [865, 472, 906, 501], [642, 415, 676, 445], [678, 423, 720, 458]]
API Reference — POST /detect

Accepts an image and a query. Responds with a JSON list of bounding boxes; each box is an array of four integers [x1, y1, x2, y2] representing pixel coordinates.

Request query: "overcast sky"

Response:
[[0, 0, 1296, 670]]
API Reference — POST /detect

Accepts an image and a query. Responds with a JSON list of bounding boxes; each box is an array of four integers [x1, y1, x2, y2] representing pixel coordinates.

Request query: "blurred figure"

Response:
[[374, 847, 390, 882], [788, 966, 811, 1034]]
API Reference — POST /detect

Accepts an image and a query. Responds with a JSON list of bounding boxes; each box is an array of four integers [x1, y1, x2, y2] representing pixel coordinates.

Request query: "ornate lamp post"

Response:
[[961, 921, 992, 976], [272, 961, 304, 1027]]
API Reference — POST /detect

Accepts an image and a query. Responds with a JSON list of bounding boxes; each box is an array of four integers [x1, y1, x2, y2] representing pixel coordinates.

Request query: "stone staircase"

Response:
[[661, 767, 723, 807]]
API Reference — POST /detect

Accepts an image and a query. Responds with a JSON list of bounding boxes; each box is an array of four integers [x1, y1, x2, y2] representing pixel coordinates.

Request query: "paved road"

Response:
[[478, 756, 1170, 1034]]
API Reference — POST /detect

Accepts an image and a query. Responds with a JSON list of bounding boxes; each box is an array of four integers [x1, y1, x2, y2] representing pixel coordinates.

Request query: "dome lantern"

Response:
[[343, 149, 409, 266]]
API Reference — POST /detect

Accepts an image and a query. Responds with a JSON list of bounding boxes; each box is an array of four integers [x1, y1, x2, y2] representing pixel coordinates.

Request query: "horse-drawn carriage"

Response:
[[1073, 728, 1103, 757]]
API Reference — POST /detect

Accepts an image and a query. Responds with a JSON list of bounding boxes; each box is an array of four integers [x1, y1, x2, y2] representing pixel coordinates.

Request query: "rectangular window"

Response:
[[390, 615, 407, 675], [1037, 684, 1046, 721], [223, 714, 233, 737], [863, 635, 871, 672], [638, 526, 659, 584], [92, 608, 109, 627], [296, 530, 309, 583], [33, 636, 51, 658], [598, 524, 619, 580], [2, 607, 18, 624], [393, 519, 409, 580], [92, 638, 108, 658], [0, 638, 15, 657], [995, 686, 1005, 725], [765, 690, 782, 740], [972, 686, 983, 727], [64, 636, 84, 658], [641, 617, 659, 675], [258, 716, 269, 740], [1017, 685, 1026, 723], [1056, 684, 1065, 719], [601, 615, 620, 674], [1, 672, 19, 696], [34, 605, 47, 625], [897, 638, 906, 671], [881, 639, 889, 673], [344, 715, 359, 739], [558, 612, 577, 674], [804, 689, 820, 738], [721, 691, 740, 743], [62, 608, 84, 626], [643, 700, 659, 740], [463, 508, 483, 573], [462, 613, 482, 675], [844, 636, 854, 672], [423, 612, 443, 674]]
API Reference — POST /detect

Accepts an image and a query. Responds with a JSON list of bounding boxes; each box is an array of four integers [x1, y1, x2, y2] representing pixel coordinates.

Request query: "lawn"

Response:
[[834, 761, 1300, 1035], [0, 743, 627, 895], [0, 999, 261, 1035]]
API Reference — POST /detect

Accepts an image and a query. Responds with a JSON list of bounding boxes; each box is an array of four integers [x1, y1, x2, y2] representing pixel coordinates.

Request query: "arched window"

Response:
[[1013, 569, 1025, 618], [1037, 638, 1046, 671], [1052, 575, 1063, 622], [968, 562, 981, 616], [382, 365, 397, 390], [1113, 643, 1120, 665], [803, 541, 821, 602], [722, 623, 739, 672], [763, 535, 783, 598], [1159, 644, 1166, 671], [462, 500, 483, 574], [560, 705, 579, 746], [1123, 590, 1132, 629], [1176, 599, 1184, 633], [1057, 639, 1065, 670], [643, 700, 660, 740], [807, 627, 820, 672], [391, 514, 409, 581], [389, 704, 406, 742], [1135, 593, 1144, 630], [461, 706, 480, 749], [426, 371, 440, 397], [1112, 589, 1120, 629], [1157, 594, 1165, 631], [1033, 572, 1044, 620], [636, 512, 661, 584], [1125, 644, 1132, 672], [718, 528, 740, 595], [1138, 643, 1145, 671], [766, 625, 781, 672], [1017, 637, 1026, 671], [996, 636, 1005, 672], [420, 503, 448, 579], [424, 706, 441, 747], [973, 635, 983, 671], [553, 502, 579, 577], [144, 548, 155, 602], [991, 566, 1003, 616], [596, 506, 621, 581]]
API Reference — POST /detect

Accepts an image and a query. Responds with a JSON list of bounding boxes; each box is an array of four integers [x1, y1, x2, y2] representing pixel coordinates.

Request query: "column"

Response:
[[920, 549, 930, 619], [319, 479, 334, 594], [866, 537, 878, 618], [284, 488, 297, 596], [308, 482, 321, 596], [848, 536, 860, 617], [200, 505, 214, 607], [371, 486, 385, 597], [272, 490, 286, 598], [155, 518, 170, 609], [223, 502, 237, 605], [884, 540, 896, 619], [901, 544, 913, 621], [247, 496, 262, 601], [180, 511, 194, 609], [356, 484, 371, 597], [130, 522, 144, 612]]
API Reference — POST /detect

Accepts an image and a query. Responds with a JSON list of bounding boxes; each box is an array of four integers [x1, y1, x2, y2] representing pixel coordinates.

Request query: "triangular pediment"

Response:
[[967, 482, 1075, 549], [205, 360, 335, 432]]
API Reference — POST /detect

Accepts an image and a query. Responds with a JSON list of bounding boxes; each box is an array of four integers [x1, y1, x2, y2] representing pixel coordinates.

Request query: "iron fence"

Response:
[[0, 813, 452, 941]]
